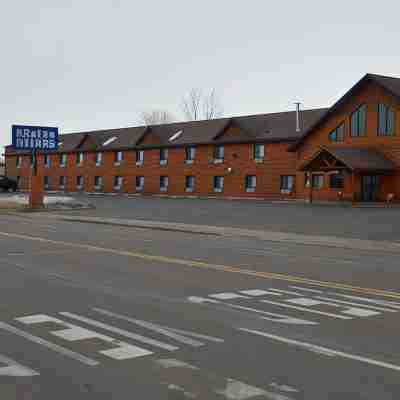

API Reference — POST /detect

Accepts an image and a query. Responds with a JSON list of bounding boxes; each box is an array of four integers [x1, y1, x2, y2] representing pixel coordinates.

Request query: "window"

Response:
[[95, 152, 103, 166], [136, 176, 144, 191], [114, 151, 123, 164], [59, 176, 67, 189], [160, 176, 168, 192], [16, 156, 22, 168], [60, 154, 67, 167], [280, 175, 294, 192], [185, 146, 196, 163], [44, 176, 50, 190], [245, 175, 257, 192], [136, 150, 144, 165], [213, 176, 224, 192], [94, 176, 103, 189], [76, 176, 84, 189], [351, 104, 367, 137], [214, 145, 224, 162], [253, 144, 265, 161], [329, 123, 345, 142], [114, 176, 123, 190], [330, 173, 344, 189], [185, 176, 195, 192], [312, 174, 324, 189], [378, 103, 396, 136], [77, 152, 84, 165], [44, 154, 51, 167], [160, 148, 168, 165]]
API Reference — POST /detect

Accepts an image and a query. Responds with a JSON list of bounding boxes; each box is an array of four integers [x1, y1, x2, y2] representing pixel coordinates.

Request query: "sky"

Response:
[[1, 0, 400, 155]]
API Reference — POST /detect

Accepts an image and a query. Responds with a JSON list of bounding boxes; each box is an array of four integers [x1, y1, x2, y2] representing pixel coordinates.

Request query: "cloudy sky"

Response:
[[1, 0, 400, 154]]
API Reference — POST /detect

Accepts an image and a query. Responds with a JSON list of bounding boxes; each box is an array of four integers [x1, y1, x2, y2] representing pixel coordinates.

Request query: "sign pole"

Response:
[[29, 148, 44, 209]]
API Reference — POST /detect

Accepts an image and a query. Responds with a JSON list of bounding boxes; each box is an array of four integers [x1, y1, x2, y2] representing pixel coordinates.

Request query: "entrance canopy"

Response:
[[299, 147, 396, 173]]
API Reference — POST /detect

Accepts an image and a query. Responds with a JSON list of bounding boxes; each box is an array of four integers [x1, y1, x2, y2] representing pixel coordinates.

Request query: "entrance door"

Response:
[[361, 175, 380, 201]]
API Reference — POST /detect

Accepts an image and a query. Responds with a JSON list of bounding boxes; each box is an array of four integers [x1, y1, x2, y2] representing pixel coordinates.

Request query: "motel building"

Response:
[[5, 73, 400, 202]]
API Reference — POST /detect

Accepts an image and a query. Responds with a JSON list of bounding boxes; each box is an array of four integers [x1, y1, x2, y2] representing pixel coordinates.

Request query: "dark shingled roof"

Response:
[[300, 147, 397, 172], [5, 108, 327, 154]]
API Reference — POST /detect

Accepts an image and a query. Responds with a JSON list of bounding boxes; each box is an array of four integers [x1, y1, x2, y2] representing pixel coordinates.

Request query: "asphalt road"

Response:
[[0, 212, 400, 399]]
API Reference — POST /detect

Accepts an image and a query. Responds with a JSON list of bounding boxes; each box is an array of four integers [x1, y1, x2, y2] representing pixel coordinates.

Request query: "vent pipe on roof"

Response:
[[294, 102, 301, 132]]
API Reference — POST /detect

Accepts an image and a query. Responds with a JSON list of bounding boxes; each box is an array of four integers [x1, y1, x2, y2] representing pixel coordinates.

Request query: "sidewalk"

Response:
[[30, 213, 400, 254]]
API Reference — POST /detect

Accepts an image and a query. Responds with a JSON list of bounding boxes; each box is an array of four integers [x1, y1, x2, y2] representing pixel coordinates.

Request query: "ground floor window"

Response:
[[312, 174, 324, 189], [160, 176, 168, 192], [186, 176, 195, 192], [44, 176, 50, 190], [16, 176, 21, 188], [213, 176, 224, 192], [114, 176, 123, 190], [76, 176, 84, 189], [245, 175, 257, 192], [94, 176, 103, 189], [136, 176, 144, 191], [59, 176, 67, 189], [280, 175, 294, 192], [329, 173, 344, 189]]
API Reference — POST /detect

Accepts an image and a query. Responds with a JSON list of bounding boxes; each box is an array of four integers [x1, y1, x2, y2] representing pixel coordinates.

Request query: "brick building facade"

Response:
[[5, 73, 400, 202]]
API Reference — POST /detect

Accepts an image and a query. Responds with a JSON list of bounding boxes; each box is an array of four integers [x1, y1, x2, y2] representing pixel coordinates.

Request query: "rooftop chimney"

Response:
[[294, 102, 301, 133]]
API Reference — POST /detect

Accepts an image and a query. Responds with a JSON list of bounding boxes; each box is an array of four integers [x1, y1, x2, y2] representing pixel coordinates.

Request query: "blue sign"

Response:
[[12, 125, 59, 151]]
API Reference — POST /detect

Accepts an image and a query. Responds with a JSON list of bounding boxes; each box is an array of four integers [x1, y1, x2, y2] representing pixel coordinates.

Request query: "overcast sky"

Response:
[[1, 0, 400, 155]]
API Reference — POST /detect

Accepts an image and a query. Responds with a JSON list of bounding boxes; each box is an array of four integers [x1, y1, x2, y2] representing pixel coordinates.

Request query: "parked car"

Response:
[[0, 176, 17, 192]]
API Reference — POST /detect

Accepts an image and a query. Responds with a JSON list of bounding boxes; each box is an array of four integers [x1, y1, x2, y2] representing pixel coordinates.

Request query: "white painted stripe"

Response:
[[100, 344, 152, 360], [223, 302, 318, 325], [239, 290, 281, 297], [209, 293, 250, 300], [93, 308, 205, 347], [187, 296, 220, 304], [15, 315, 62, 324], [329, 293, 400, 310], [238, 328, 400, 373], [289, 286, 324, 294], [60, 312, 178, 351], [163, 327, 225, 343], [0, 354, 40, 377], [268, 288, 303, 296], [0, 322, 99, 366], [260, 300, 352, 320], [341, 308, 380, 317], [315, 296, 398, 313], [285, 298, 328, 307]]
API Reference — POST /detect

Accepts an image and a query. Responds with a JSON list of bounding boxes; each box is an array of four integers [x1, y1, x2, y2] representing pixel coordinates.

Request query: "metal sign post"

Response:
[[11, 125, 59, 209]]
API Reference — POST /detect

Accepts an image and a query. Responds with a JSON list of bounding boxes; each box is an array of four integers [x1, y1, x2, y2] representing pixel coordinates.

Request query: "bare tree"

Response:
[[139, 109, 176, 125], [182, 88, 223, 121]]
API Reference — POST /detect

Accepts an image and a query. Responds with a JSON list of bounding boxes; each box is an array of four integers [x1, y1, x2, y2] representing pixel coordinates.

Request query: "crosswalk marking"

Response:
[[315, 296, 398, 312], [0, 354, 40, 377], [209, 293, 250, 300], [267, 289, 301, 296], [239, 290, 281, 297], [60, 312, 178, 351], [0, 321, 99, 366], [16, 314, 153, 361], [285, 298, 333, 307], [341, 308, 380, 317]]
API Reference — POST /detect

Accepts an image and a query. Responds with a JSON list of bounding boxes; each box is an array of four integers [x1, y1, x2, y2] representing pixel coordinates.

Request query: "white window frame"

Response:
[[213, 176, 224, 192], [60, 154, 67, 168], [76, 176, 84, 190], [214, 145, 224, 163], [59, 176, 67, 190], [254, 144, 265, 162], [160, 148, 168, 166], [185, 146, 196, 164], [77, 152, 84, 166], [114, 176, 123, 190], [245, 175, 257, 193], [160, 176, 169, 192], [280, 175, 294, 194], [94, 176, 103, 190], [114, 151, 123, 165], [136, 176, 144, 192], [136, 150, 144, 166], [185, 176, 195, 192], [95, 152, 103, 166]]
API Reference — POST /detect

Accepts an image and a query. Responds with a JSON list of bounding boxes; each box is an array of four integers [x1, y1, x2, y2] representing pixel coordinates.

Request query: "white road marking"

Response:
[[223, 303, 317, 325], [0, 321, 99, 366], [16, 314, 153, 360], [267, 289, 303, 296], [156, 358, 199, 370], [238, 328, 400, 373], [0, 354, 40, 377], [289, 286, 324, 294], [269, 383, 299, 393], [209, 293, 250, 300], [329, 293, 400, 310], [187, 296, 220, 304], [60, 312, 178, 351], [239, 290, 281, 297], [260, 300, 352, 320], [285, 298, 329, 307], [341, 308, 380, 317], [93, 308, 222, 346], [315, 296, 398, 312]]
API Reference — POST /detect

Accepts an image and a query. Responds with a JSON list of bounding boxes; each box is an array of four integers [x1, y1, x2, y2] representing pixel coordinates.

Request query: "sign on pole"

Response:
[[12, 125, 59, 151]]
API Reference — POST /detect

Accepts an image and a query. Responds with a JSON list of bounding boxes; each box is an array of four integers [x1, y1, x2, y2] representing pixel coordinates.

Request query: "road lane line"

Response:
[[267, 289, 304, 296], [59, 312, 178, 351], [260, 300, 352, 320], [0, 322, 99, 366], [93, 308, 207, 347], [238, 328, 400, 373], [209, 293, 250, 300], [239, 290, 282, 296], [0, 354, 40, 377], [285, 298, 340, 307], [1, 230, 400, 300], [315, 296, 397, 313], [328, 293, 400, 309], [289, 286, 324, 294]]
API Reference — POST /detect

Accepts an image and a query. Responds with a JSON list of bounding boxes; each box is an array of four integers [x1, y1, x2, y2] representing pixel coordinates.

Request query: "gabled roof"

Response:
[[299, 146, 397, 172], [289, 73, 400, 151]]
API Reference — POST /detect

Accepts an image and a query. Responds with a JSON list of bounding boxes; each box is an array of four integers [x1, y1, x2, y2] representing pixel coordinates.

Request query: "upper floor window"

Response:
[[253, 144, 265, 161], [77, 152, 84, 165], [114, 151, 123, 164], [378, 103, 396, 136], [60, 154, 67, 167], [95, 152, 103, 166], [160, 148, 168, 165], [16, 156, 22, 168], [136, 150, 144, 165], [44, 154, 51, 167], [329, 123, 345, 142], [351, 104, 367, 137], [185, 146, 196, 163], [214, 145, 224, 162]]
